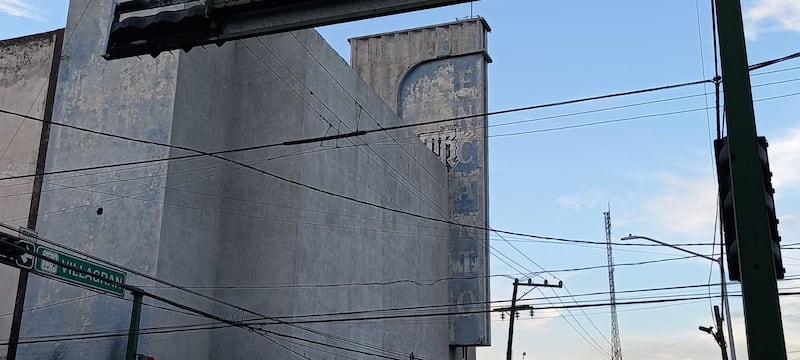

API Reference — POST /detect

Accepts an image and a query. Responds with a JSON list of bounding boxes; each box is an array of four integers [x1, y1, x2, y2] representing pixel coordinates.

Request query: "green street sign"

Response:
[[34, 245, 126, 297]]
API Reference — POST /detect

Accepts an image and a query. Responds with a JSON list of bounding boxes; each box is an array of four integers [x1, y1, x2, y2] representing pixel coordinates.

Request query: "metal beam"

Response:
[[105, 0, 474, 59], [713, 0, 786, 359]]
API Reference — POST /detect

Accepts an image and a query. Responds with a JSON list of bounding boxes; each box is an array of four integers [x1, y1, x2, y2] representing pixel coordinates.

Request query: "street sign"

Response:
[[16, 227, 36, 270], [14, 240, 35, 270], [34, 246, 126, 297]]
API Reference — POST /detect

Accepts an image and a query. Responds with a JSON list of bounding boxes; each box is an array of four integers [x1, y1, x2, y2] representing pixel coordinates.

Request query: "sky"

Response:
[[1, 0, 799, 359]]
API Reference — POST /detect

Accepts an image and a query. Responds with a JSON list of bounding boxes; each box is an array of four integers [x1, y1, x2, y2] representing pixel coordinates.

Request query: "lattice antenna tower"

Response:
[[605, 206, 623, 360]]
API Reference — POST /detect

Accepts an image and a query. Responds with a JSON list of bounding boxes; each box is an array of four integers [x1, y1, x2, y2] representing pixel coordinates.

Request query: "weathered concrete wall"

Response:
[[350, 19, 490, 113], [15, 1, 454, 359], [350, 18, 492, 346], [144, 39, 237, 360], [17, 0, 179, 358], [204, 30, 452, 359], [0, 30, 62, 360]]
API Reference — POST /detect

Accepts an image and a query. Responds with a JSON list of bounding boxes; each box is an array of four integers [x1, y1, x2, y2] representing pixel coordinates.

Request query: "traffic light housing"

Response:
[[0, 233, 27, 268], [714, 136, 785, 281]]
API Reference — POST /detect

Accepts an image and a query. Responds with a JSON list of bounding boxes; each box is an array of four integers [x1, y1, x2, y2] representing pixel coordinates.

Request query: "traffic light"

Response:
[[758, 136, 786, 280], [714, 136, 785, 281], [0, 233, 27, 268]]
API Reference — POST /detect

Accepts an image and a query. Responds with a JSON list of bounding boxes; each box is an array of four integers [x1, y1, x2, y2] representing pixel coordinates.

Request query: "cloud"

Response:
[[617, 127, 800, 240], [769, 127, 800, 191], [745, 0, 800, 36], [0, 0, 44, 21], [725, 294, 800, 358], [512, 307, 562, 332], [556, 192, 605, 212], [626, 172, 718, 237]]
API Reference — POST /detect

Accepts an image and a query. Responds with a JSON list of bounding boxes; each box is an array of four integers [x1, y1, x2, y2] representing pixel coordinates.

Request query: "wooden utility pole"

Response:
[[495, 278, 562, 360], [713, 0, 786, 358]]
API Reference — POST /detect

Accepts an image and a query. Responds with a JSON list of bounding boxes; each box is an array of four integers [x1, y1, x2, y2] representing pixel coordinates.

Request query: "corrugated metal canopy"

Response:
[[104, 0, 475, 59]]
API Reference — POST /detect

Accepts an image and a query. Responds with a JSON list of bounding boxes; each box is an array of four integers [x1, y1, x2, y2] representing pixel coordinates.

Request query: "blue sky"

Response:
[[2, 0, 799, 359], [317, 2, 800, 359]]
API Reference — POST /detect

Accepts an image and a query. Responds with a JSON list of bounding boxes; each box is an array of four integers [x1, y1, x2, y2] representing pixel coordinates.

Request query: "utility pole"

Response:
[[713, 1, 786, 359], [717, 256, 737, 360], [621, 234, 735, 359], [126, 290, 144, 360], [699, 306, 729, 360], [495, 278, 563, 360]]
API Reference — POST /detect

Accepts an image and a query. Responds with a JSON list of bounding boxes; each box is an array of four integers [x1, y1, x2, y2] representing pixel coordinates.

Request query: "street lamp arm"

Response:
[[620, 234, 719, 262], [620, 233, 735, 360]]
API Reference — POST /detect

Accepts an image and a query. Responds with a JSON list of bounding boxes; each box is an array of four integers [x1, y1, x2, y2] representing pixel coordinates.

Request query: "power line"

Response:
[[494, 230, 613, 356], [5, 271, 799, 347], [0, 224, 423, 359], [345, 84, 800, 148], [249, 34, 530, 302], [268, 283, 749, 323], [1, 83, 797, 186], [489, 91, 800, 138], [3, 162, 722, 255], [5, 73, 795, 199], [3, 226, 752, 356], [0, 294, 100, 318], [2, 156, 721, 260], [751, 64, 800, 77], [749, 51, 800, 72], [3, 36, 796, 358], [246, 37, 454, 221], [1, 49, 797, 186], [0, 294, 722, 346], [149, 254, 702, 291], [0, 81, 707, 182], [0, 235, 414, 359], [7, 100, 721, 262], [2, 48, 797, 354], [14, 290, 800, 347], [258, 291, 799, 326]]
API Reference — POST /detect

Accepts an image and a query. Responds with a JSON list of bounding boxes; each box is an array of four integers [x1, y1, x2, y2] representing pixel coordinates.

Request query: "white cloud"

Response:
[[628, 172, 718, 237], [0, 0, 43, 21], [745, 0, 800, 36], [556, 192, 605, 212], [769, 127, 800, 191], [512, 307, 562, 332], [617, 127, 800, 240], [725, 295, 800, 358]]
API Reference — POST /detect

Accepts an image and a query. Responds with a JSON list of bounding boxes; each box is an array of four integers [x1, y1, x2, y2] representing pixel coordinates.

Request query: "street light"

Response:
[[620, 234, 736, 360], [697, 306, 730, 360]]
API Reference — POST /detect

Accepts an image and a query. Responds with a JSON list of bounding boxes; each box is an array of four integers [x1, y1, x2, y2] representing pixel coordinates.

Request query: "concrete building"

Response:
[[0, 2, 490, 359], [0, 30, 63, 360], [350, 19, 492, 348]]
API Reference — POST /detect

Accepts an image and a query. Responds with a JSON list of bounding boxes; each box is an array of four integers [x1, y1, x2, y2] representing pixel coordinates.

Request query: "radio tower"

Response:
[[605, 206, 623, 360]]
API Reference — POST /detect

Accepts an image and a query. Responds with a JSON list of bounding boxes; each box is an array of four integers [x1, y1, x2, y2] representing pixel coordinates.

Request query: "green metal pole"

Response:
[[126, 291, 144, 360], [713, 1, 786, 359]]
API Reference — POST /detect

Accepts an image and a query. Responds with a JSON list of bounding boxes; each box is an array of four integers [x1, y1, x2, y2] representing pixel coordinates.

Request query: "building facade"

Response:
[[1, 2, 489, 359], [350, 18, 492, 348], [0, 30, 63, 360]]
